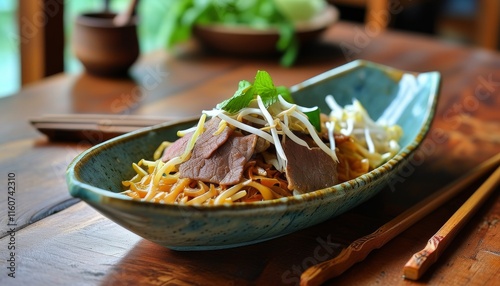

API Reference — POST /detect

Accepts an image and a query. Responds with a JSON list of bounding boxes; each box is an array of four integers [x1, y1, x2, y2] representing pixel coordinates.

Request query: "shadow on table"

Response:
[[71, 72, 142, 114], [172, 37, 347, 69]]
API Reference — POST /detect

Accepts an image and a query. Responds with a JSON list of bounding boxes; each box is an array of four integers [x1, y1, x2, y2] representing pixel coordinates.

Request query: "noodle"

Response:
[[121, 92, 402, 205]]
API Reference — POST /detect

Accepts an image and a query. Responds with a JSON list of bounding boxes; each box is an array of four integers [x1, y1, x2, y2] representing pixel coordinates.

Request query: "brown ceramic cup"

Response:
[[72, 12, 139, 77]]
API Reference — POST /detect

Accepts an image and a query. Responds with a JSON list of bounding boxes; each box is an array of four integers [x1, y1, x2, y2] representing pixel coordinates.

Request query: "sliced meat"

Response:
[[161, 132, 193, 162], [193, 116, 234, 159], [161, 117, 233, 162], [179, 134, 259, 185], [282, 135, 338, 193], [254, 136, 270, 153]]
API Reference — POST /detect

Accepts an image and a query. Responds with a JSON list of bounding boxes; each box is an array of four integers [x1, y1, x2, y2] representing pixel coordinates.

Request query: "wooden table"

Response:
[[1, 21, 499, 285]]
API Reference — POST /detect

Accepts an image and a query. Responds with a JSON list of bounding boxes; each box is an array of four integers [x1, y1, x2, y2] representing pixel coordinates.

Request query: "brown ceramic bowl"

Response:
[[192, 6, 339, 56], [72, 12, 139, 77]]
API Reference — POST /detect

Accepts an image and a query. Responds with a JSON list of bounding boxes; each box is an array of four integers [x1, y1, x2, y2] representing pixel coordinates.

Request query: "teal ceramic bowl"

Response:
[[67, 60, 441, 251]]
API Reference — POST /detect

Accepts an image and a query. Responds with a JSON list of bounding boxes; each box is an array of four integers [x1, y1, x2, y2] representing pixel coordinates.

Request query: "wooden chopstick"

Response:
[[30, 114, 172, 143], [402, 164, 500, 280], [30, 113, 172, 127], [300, 153, 500, 286]]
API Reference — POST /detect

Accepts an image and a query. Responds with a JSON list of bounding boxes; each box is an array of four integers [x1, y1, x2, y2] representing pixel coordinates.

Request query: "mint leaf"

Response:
[[217, 70, 294, 113], [253, 71, 278, 107], [216, 80, 254, 113], [216, 70, 321, 132]]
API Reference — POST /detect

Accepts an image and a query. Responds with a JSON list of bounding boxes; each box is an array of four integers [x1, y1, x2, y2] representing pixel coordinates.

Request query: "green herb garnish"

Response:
[[216, 70, 321, 131], [217, 70, 287, 112], [160, 0, 323, 67], [303, 107, 322, 132]]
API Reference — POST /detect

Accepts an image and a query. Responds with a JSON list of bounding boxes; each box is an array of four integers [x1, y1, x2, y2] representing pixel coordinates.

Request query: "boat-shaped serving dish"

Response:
[[67, 60, 441, 250]]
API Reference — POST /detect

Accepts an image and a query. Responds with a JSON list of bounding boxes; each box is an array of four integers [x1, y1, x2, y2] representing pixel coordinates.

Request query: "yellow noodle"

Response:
[[183, 186, 207, 197], [132, 162, 148, 177], [214, 184, 245, 204], [230, 190, 248, 202], [163, 178, 191, 203], [122, 100, 400, 204], [244, 181, 274, 200], [187, 184, 218, 205], [153, 141, 171, 160]]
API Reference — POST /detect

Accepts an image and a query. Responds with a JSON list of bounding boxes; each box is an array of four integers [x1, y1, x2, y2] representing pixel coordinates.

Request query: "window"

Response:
[[0, 0, 170, 97], [0, 0, 19, 97]]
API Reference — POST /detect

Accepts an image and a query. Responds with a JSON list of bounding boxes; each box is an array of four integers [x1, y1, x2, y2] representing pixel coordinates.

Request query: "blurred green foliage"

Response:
[[160, 0, 324, 67]]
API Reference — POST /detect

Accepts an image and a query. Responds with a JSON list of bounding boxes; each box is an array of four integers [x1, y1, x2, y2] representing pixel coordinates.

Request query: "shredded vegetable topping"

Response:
[[325, 95, 403, 168], [122, 71, 403, 205]]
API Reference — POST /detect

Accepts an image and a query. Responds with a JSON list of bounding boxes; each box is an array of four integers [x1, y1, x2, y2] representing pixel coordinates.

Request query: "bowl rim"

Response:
[[75, 12, 138, 28], [193, 5, 339, 35], [67, 60, 441, 211]]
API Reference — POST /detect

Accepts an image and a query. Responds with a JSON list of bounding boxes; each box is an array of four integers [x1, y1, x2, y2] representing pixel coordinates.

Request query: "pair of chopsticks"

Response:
[[402, 159, 500, 280], [30, 114, 172, 143], [300, 153, 500, 286]]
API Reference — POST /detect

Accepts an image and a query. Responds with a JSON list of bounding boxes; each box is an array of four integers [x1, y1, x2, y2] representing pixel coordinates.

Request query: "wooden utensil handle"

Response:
[[403, 165, 500, 280], [300, 153, 500, 286]]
